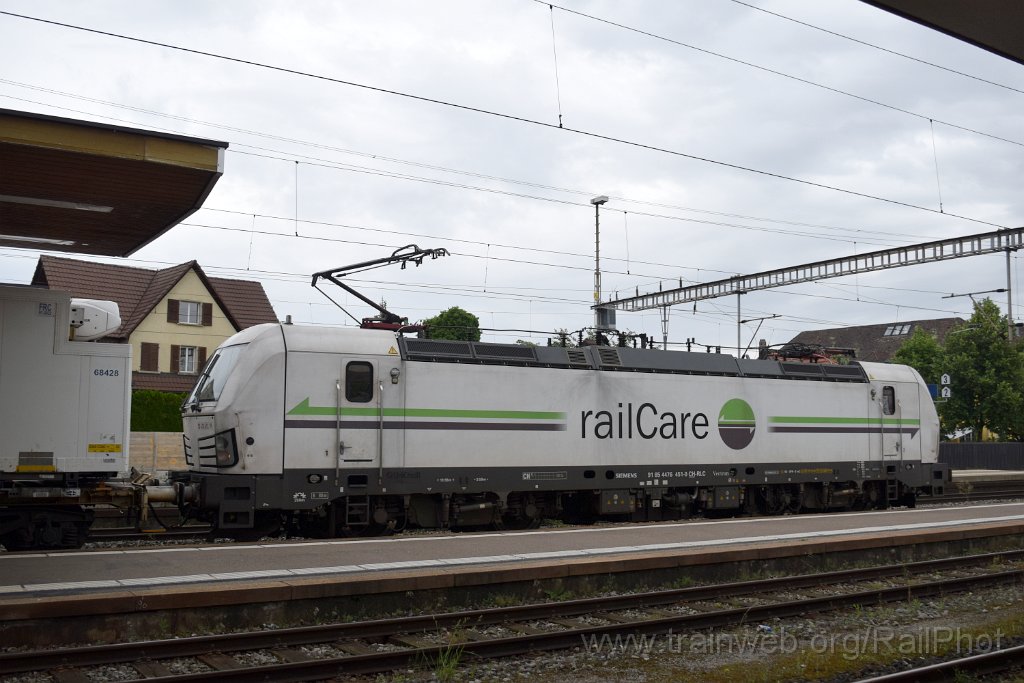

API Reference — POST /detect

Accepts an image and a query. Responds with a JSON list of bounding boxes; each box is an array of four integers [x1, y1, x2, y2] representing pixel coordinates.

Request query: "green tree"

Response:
[[422, 306, 481, 342], [550, 328, 580, 347], [893, 326, 950, 434], [893, 327, 945, 386], [941, 299, 1024, 441]]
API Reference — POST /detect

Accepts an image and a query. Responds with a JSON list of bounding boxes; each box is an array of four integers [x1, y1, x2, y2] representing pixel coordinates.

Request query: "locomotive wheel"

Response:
[[496, 512, 541, 530], [756, 486, 788, 515], [497, 496, 541, 530]]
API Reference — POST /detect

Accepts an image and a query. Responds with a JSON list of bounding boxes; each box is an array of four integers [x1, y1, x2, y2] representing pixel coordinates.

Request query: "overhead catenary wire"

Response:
[[0, 10, 1010, 231], [538, 1, 1024, 150], [0, 243, 980, 330], [727, 0, 1024, 96], [225, 149, 926, 247], [183, 215, 990, 314], [2, 12, 1007, 348], [178, 218, 690, 284], [0, 82, 958, 244], [199, 203, 978, 319], [197, 208, 739, 276], [930, 119, 944, 213], [623, 211, 631, 275], [547, 3, 564, 128]]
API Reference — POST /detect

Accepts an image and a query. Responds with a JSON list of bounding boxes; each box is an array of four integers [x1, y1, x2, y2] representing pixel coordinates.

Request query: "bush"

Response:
[[131, 390, 188, 432]]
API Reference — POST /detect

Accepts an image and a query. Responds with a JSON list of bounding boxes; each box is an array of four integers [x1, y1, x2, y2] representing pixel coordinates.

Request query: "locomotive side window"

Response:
[[882, 386, 896, 415], [346, 361, 374, 403]]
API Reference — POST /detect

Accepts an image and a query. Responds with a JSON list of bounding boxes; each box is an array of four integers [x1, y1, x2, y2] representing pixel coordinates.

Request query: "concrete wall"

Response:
[[130, 432, 186, 472]]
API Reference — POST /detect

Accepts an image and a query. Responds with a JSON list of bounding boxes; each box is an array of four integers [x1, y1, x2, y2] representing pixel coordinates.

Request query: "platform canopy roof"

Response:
[[862, 0, 1024, 66], [0, 108, 227, 257]]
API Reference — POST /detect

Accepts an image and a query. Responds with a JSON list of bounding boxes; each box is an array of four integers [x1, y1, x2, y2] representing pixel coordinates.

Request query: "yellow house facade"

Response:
[[32, 256, 278, 392], [132, 270, 239, 377]]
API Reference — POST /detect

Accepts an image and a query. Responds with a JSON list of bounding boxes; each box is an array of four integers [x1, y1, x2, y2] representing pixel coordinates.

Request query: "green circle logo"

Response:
[[718, 398, 755, 450]]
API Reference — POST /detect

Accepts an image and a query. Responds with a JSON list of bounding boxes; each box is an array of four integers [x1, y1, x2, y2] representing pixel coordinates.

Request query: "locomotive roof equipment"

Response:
[[311, 244, 449, 332]]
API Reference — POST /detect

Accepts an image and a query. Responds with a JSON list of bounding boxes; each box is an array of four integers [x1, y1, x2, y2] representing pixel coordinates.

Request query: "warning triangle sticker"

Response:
[[388, 346, 399, 355]]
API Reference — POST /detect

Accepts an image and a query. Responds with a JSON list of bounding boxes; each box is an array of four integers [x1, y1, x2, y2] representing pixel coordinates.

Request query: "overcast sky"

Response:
[[1, 1, 1022, 353]]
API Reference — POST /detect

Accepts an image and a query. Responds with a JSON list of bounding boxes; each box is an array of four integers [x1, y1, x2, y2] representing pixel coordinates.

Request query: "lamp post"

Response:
[[1007, 247, 1016, 339], [591, 195, 608, 330]]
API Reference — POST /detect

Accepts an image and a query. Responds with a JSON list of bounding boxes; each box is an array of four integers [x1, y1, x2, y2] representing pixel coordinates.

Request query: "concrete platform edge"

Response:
[[4, 520, 1024, 622]]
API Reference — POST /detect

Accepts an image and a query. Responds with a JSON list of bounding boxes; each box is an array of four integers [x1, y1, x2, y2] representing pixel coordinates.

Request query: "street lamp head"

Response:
[[591, 195, 609, 206]]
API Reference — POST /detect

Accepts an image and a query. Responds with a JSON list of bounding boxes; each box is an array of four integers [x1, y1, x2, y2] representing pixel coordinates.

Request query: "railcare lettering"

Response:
[[580, 402, 710, 440]]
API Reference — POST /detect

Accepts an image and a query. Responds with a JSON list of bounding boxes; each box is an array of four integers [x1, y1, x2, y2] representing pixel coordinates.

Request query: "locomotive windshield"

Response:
[[186, 343, 246, 404]]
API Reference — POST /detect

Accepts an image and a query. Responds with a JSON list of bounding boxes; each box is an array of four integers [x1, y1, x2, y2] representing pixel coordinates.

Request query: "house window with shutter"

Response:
[[167, 299, 213, 326], [178, 346, 198, 374], [179, 301, 200, 325], [140, 342, 159, 372], [171, 345, 206, 375]]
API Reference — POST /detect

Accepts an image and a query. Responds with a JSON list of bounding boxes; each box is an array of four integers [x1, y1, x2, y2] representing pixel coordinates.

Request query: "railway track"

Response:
[[85, 525, 213, 541], [74, 479, 1024, 545], [927, 479, 1024, 504], [5, 549, 1024, 681], [855, 643, 1024, 682]]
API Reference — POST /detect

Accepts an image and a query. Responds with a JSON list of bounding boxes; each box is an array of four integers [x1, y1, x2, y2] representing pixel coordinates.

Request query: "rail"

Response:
[[5, 548, 1024, 681]]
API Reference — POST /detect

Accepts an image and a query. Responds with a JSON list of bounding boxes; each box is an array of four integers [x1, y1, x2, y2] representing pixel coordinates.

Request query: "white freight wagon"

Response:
[[0, 284, 132, 549]]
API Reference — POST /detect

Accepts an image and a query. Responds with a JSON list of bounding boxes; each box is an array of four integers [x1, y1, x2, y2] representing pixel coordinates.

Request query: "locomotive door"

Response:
[[336, 358, 381, 468], [878, 384, 901, 460]]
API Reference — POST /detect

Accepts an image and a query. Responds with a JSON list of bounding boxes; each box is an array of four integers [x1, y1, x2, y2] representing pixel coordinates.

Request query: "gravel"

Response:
[[9, 574, 1024, 682], [328, 567, 1024, 682]]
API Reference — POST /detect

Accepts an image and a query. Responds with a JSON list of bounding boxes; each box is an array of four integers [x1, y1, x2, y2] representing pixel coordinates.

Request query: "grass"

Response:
[[699, 600, 1024, 683], [543, 585, 575, 602], [433, 641, 466, 682], [487, 593, 522, 608]]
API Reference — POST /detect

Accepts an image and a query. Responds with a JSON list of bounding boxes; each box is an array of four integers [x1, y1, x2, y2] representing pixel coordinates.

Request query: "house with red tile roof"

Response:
[[784, 317, 964, 363], [31, 256, 278, 392]]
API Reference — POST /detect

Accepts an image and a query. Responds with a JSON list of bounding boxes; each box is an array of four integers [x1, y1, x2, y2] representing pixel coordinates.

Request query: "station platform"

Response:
[[951, 469, 1024, 482], [3, 502, 1024, 623]]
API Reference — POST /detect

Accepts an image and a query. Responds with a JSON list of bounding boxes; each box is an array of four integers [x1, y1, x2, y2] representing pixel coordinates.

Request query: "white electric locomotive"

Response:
[[179, 323, 949, 537]]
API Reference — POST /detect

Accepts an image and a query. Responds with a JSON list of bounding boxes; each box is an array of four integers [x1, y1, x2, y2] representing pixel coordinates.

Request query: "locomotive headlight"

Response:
[[214, 429, 238, 467]]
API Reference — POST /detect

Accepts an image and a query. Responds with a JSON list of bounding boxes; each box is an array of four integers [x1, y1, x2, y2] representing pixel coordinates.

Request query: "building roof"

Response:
[[862, 0, 1024, 67], [786, 317, 964, 363], [31, 255, 277, 339], [132, 372, 201, 394], [0, 108, 227, 257]]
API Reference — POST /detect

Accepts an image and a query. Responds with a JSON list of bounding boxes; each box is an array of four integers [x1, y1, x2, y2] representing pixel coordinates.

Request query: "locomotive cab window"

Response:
[[189, 343, 246, 403], [882, 386, 896, 415], [346, 361, 374, 403]]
